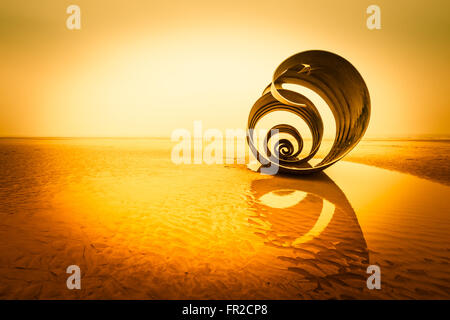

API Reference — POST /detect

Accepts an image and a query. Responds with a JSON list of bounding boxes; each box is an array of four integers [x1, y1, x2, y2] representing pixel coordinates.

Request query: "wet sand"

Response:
[[342, 139, 450, 187], [0, 138, 449, 299]]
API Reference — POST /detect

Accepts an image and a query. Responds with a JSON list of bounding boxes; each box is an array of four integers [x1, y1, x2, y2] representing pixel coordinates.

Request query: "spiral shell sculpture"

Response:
[[247, 50, 370, 174]]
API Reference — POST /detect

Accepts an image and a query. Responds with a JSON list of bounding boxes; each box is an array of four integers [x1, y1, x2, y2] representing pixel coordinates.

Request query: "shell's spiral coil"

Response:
[[247, 50, 371, 174]]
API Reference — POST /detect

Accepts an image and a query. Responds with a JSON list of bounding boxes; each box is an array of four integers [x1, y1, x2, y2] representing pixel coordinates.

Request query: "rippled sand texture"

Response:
[[0, 139, 449, 299]]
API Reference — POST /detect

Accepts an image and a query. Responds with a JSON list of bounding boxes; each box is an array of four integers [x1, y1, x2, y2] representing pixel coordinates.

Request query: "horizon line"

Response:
[[1, 135, 450, 142]]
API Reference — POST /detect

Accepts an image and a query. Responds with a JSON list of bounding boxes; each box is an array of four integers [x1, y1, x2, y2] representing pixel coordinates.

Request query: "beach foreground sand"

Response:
[[0, 139, 449, 299]]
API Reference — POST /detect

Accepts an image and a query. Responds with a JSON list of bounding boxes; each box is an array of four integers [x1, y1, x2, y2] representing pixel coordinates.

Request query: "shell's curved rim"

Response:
[[247, 50, 371, 174]]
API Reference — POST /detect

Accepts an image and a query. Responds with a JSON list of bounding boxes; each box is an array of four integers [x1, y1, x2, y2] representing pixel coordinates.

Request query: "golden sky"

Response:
[[0, 0, 449, 137]]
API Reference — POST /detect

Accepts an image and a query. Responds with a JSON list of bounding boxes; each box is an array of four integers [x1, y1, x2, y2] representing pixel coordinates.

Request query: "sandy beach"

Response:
[[343, 139, 450, 187], [0, 138, 449, 299]]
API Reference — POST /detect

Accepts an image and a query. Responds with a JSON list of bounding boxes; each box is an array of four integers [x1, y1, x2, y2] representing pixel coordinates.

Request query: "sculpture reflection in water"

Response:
[[249, 172, 370, 298]]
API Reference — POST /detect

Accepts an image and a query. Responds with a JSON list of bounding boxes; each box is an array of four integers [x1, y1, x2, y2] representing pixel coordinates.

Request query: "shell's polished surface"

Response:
[[247, 50, 371, 174]]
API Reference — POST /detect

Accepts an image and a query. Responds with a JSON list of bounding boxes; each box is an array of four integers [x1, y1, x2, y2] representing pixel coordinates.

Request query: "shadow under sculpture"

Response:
[[249, 172, 369, 298]]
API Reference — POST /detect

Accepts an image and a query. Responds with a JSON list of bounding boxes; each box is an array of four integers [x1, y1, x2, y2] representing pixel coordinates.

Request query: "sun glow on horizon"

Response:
[[0, 0, 449, 138]]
